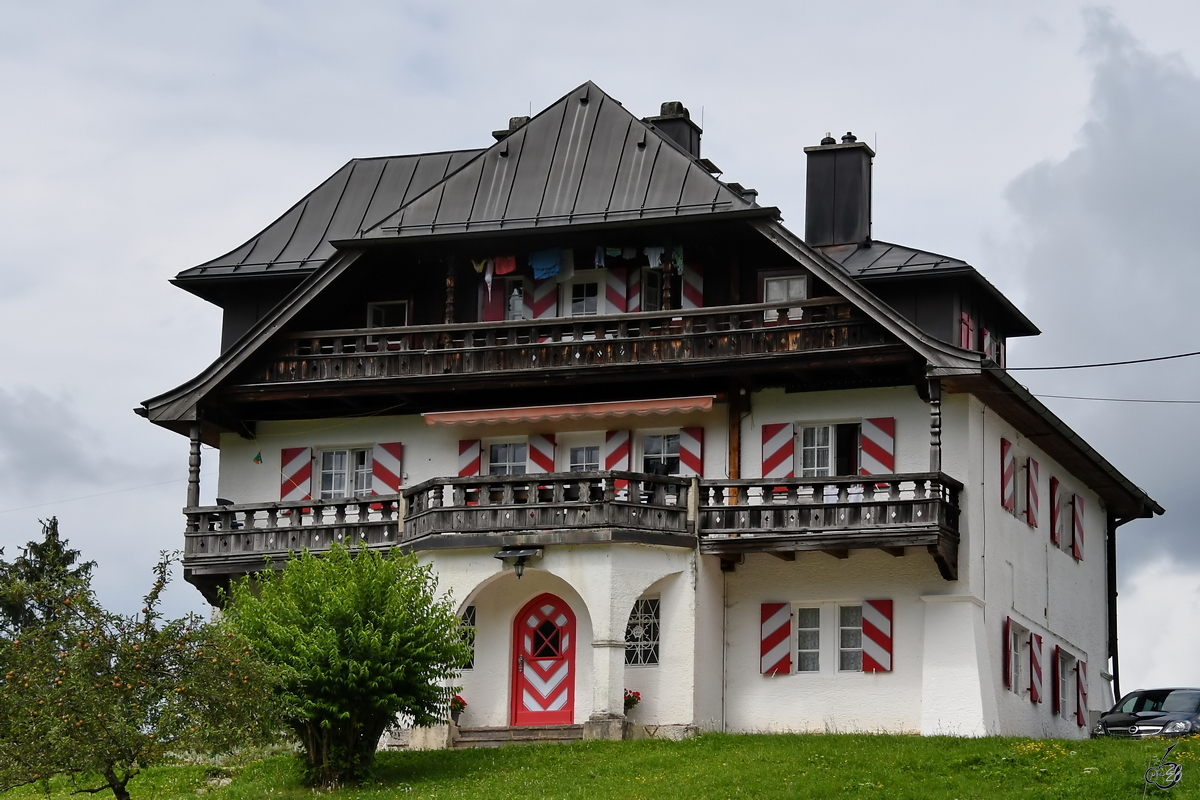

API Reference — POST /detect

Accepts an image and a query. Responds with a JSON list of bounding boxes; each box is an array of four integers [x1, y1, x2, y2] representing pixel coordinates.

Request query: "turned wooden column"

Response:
[[928, 378, 942, 473], [187, 421, 202, 508], [444, 256, 456, 325]]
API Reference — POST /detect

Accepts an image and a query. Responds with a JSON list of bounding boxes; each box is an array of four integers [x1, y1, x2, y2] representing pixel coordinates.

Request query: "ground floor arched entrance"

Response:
[[511, 592, 576, 726]]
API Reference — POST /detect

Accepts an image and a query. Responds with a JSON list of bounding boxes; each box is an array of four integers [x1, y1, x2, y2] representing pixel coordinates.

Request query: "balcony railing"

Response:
[[244, 298, 891, 386], [182, 472, 960, 580]]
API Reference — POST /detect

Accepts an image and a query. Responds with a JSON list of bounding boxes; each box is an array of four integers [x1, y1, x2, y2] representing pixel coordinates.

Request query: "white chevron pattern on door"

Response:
[[511, 593, 576, 726]]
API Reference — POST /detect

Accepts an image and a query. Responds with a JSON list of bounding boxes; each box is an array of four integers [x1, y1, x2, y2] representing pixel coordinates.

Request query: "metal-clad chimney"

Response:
[[647, 101, 702, 158], [804, 132, 874, 247]]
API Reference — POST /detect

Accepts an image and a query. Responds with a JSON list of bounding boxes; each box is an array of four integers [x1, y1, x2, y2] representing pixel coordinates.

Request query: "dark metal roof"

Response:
[[819, 240, 1040, 337], [174, 149, 483, 281], [355, 82, 756, 241]]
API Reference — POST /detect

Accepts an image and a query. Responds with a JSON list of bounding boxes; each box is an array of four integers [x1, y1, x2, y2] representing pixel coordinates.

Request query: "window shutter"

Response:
[[1000, 439, 1015, 512], [604, 430, 631, 492], [762, 423, 795, 479], [1002, 616, 1012, 688], [860, 418, 895, 475], [1026, 458, 1039, 527], [482, 281, 506, 322], [1029, 633, 1043, 704], [605, 267, 628, 314], [458, 440, 482, 477], [529, 277, 558, 319], [1072, 495, 1084, 561], [1050, 478, 1062, 545], [280, 447, 312, 502], [681, 263, 704, 309], [626, 268, 642, 312], [1051, 645, 1061, 714], [1076, 661, 1088, 727], [528, 434, 556, 473], [959, 312, 975, 349], [760, 603, 791, 675], [679, 427, 704, 477], [371, 442, 403, 494], [862, 599, 893, 672]]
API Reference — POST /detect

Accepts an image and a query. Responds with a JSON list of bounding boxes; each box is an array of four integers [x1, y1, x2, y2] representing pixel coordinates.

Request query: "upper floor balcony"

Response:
[[181, 470, 960, 602], [222, 298, 902, 401]]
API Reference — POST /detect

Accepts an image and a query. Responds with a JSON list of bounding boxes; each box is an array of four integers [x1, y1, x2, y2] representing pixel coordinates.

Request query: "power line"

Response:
[[1000, 349, 1200, 371], [0, 479, 185, 515], [1035, 393, 1200, 405]]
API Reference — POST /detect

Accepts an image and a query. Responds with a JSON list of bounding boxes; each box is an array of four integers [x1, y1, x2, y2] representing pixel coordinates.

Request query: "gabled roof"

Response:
[[818, 240, 1039, 337], [351, 82, 760, 241], [173, 149, 483, 283]]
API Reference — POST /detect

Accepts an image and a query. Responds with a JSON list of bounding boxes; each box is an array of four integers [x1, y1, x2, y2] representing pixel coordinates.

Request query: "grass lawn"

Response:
[[7, 733, 1200, 799]]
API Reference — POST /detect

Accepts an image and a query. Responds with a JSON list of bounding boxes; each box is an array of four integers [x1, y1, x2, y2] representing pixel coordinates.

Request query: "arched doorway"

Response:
[[511, 593, 576, 726]]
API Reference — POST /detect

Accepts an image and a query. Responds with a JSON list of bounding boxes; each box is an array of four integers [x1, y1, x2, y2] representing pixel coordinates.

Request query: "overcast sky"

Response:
[[1, 0, 1198, 694]]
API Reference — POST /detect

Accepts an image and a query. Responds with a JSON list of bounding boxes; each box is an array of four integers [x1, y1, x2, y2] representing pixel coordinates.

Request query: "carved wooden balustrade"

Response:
[[250, 298, 889, 385], [401, 471, 692, 544], [696, 472, 962, 579], [182, 495, 404, 571]]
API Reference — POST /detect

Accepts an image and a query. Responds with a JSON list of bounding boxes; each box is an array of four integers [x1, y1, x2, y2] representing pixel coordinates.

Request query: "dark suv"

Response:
[[1093, 688, 1200, 738]]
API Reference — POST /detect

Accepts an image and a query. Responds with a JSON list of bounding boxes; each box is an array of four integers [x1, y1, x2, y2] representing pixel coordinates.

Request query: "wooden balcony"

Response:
[[181, 472, 960, 602], [695, 473, 962, 580], [231, 298, 897, 395]]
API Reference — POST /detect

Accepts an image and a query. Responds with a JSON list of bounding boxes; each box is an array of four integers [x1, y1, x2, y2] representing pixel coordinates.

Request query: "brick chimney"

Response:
[[647, 101, 702, 158], [804, 132, 874, 247]]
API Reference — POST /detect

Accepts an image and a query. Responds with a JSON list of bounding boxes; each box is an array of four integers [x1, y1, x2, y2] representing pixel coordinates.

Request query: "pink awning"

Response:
[[422, 396, 715, 427]]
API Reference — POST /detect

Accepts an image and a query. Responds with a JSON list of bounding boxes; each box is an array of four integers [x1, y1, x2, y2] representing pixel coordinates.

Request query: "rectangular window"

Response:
[[764, 275, 808, 321], [488, 442, 527, 475], [504, 280, 528, 321], [570, 282, 599, 316], [839, 605, 863, 672], [799, 423, 861, 477], [1059, 651, 1073, 720], [570, 445, 600, 472], [1010, 626, 1024, 696], [319, 449, 371, 499], [642, 269, 662, 312], [795, 607, 820, 673], [642, 434, 680, 476], [461, 606, 476, 670], [625, 597, 660, 666], [367, 301, 409, 328]]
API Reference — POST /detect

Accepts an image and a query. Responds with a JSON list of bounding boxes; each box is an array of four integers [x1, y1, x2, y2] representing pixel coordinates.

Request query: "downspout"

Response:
[[722, 568, 728, 733], [1107, 513, 1137, 700]]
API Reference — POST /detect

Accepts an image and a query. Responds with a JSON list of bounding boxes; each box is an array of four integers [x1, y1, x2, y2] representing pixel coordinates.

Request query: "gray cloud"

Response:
[[1002, 9, 1200, 575]]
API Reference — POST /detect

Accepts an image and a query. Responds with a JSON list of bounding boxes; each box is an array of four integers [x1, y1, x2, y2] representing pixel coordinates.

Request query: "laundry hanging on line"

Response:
[[644, 246, 665, 268], [529, 248, 561, 279], [471, 258, 490, 274], [494, 255, 517, 275]]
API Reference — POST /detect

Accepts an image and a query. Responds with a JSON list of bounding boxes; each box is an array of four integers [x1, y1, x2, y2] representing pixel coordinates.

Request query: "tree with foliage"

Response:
[[0, 517, 95, 635], [223, 545, 470, 788], [0, 526, 282, 800]]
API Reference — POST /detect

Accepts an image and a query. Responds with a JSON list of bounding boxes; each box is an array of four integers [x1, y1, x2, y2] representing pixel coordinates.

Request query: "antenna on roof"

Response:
[[702, 105, 704, 129], [875, 132, 878, 153]]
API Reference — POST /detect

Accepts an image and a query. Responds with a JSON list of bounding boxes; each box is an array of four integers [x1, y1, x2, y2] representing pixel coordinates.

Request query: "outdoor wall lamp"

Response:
[[494, 547, 542, 579]]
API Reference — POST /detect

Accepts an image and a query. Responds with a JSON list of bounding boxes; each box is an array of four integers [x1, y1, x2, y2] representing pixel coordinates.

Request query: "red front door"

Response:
[[511, 593, 576, 726]]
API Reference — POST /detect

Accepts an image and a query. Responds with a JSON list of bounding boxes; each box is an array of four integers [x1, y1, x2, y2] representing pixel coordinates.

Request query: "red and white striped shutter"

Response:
[[458, 440, 482, 477], [528, 434, 556, 473], [1076, 661, 1088, 727], [529, 277, 558, 319], [681, 263, 704, 309], [280, 447, 312, 502], [762, 423, 795, 479], [1002, 617, 1012, 688], [1026, 458, 1040, 527], [1072, 495, 1084, 560], [605, 430, 631, 491], [679, 427, 704, 477], [626, 268, 642, 312], [959, 312, 974, 349], [605, 268, 628, 314], [1050, 478, 1062, 545], [862, 599, 893, 672], [860, 418, 895, 475], [1029, 633, 1043, 704], [370, 442, 403, 494], [1052, 645, 1061, 714], [1000, 438, 1016, 512], [760, 603, 791, 675]]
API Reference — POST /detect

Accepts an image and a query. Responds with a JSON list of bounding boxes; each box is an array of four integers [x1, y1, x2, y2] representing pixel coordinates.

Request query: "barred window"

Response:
[[460, 605, 476, 670], [625, 598, 660, 666]]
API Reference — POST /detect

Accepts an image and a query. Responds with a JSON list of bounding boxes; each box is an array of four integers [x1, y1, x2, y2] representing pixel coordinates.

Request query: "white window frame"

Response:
[[838, 604, 864, 673], [1058, 650, 1075, 720], [794, 606, 820, 673], [641, 431, 681, 476], [799, 424, 834, 478], [486, 440, 528, 476], [504, 278, 529, 321], [641, 268, 663, 312], [625, 596, 660, 667], [318, 447, 372, 499], [1009, 623, 1027, 697], [762, 273, 808, 322], [366, 300, 409, 329], [568, 444, 601, 473]]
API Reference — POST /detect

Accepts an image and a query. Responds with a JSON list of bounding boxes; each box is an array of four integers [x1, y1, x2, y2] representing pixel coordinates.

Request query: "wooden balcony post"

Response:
[[187, 421, 202, 510], [444, 256, 456, 325], [929, 378, 942, 473]]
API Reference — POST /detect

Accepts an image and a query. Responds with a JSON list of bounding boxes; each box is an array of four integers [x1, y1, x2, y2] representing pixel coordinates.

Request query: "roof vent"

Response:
[[492, 115, 530, 142], [821, 132, 836, 145], [841, 132, 858, 143], [645, 101, 702, 158]]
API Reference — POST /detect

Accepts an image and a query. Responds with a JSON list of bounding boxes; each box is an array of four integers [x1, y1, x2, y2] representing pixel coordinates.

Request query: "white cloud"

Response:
[[1118, 557, 1200, 691]]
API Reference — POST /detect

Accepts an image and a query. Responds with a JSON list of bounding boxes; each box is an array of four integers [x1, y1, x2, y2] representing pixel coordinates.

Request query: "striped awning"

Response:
[[422, 396, 715, 427]]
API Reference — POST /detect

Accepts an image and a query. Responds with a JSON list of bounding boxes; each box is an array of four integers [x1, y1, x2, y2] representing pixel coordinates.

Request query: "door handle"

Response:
[[519, 656, 525, 673]]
